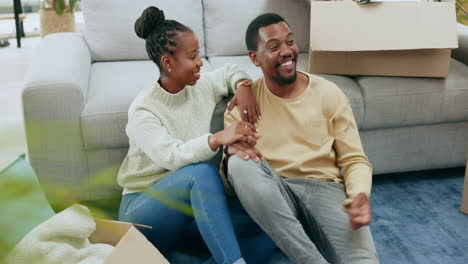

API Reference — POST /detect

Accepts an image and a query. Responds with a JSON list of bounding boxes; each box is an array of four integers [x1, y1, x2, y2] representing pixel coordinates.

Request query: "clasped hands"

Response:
[[222, 121, 264, 163]]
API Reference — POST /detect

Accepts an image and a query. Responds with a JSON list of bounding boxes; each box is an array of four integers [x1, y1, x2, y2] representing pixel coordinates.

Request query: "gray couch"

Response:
[[23, 0, 468, 206]]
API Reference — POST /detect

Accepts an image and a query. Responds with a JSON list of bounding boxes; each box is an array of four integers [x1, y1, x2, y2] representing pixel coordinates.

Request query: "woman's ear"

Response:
[[161, 55, 173, 72]]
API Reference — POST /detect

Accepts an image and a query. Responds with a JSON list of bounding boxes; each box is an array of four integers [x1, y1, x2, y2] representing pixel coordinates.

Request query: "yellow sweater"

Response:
[[224, 72, 372, 207]]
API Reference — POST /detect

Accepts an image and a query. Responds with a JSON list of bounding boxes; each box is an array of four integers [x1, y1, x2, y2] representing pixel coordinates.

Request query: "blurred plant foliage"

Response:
[[41, 0, 80, 15], [457, 0, 468, 26]]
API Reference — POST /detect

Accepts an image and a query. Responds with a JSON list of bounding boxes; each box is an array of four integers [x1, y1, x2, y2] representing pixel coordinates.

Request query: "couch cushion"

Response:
[[82, 0, 206, 61], [81, 59, 213, 150], [208, 53, 364, 127], [361, 122, 468, 174], [357, 59, 468, 130], [85, 148, 128, 199], [203, 0, 310, 56]]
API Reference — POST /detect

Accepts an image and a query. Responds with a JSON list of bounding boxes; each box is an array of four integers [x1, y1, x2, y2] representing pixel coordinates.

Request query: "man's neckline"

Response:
[[263, 71, 310, 101]]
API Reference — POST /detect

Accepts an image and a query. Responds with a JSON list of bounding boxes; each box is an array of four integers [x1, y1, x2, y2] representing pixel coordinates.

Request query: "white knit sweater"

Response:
[[117, 64, 251, 195]]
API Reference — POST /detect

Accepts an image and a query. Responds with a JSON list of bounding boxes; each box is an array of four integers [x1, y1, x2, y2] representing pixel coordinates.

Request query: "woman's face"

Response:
[[169, 31, 204, 86]]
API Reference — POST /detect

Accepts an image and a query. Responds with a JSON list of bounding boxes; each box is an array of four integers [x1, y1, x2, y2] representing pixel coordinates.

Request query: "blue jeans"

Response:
[[119, 163, 275, 264]]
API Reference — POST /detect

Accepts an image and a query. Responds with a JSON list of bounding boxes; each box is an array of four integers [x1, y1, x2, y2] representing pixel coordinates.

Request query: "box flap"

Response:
[[90, 219, 133, 246], [103, 226, 170, 264], [309, 49, 451, 77], [310, 2, 458, 51]]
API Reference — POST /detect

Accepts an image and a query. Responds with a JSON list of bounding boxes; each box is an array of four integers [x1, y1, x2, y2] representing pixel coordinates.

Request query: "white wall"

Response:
[[0, 0, 41, 14]]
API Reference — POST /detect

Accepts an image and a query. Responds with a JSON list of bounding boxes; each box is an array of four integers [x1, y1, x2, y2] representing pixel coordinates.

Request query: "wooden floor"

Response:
[[0, 36, 40, 169], [0, 11, 83, 170]]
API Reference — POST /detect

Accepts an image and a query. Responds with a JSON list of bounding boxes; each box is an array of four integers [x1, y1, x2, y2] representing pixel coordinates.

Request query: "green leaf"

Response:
[[69, 0, 79, 14], [55, 0, 65, 16]]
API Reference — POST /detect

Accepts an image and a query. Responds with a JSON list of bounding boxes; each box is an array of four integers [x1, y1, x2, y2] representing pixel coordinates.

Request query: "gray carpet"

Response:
[[370, 167, 468, 264]]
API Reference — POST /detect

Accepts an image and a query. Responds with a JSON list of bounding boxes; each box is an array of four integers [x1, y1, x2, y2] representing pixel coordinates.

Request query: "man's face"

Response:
[[251, 22, 299, 85]]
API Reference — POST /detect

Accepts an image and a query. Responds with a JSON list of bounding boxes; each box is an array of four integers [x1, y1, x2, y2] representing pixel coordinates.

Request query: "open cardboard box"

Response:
[[308, 0, 459, 77], [90, 219, 169, 264]]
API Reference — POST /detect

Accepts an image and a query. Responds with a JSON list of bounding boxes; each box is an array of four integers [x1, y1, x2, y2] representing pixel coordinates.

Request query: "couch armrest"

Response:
[[22, 33, 92, 205], [452, 23, 468, 66]]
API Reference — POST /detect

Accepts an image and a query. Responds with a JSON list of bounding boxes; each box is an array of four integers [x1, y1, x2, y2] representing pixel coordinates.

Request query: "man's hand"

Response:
[[227, 142, 264, 163], [348, 192, 371, 229]]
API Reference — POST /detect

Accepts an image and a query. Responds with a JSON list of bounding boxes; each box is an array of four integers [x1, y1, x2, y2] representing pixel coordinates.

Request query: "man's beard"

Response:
[[273, 70, 297, 85]]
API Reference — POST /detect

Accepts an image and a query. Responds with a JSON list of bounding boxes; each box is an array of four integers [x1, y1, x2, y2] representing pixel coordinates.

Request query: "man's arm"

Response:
[[331, 87, 373, 228]]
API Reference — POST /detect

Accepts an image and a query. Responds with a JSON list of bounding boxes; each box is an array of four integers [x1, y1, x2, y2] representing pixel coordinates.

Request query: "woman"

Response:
[[117, 6, 273, 264]]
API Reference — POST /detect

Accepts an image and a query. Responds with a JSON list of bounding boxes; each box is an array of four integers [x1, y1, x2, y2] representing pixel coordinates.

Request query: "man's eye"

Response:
[[288, 40, 294, 45], [270, 45, 278, 50]]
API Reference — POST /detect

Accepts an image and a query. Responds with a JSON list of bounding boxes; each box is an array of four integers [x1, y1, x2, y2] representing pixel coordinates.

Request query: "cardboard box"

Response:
[[90, 219, 169, 264], [308, 1, 459, 77], [461, 155, 468, 214]]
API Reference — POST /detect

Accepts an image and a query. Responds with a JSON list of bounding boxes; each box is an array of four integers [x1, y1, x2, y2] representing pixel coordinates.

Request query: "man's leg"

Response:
[[287, 178, 380, 264], [227, 155, 328, 264]]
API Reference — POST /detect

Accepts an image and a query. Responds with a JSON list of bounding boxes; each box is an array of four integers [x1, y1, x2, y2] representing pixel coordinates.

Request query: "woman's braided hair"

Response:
[[135, 6, 191, 71]]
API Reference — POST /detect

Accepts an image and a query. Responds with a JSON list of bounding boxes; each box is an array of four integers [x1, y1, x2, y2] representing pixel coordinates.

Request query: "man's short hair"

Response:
[[245, 13, 288, 51]]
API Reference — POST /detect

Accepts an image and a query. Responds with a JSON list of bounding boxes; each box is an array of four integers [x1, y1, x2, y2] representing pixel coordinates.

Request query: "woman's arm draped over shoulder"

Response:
[[203, 63, 252, 100]]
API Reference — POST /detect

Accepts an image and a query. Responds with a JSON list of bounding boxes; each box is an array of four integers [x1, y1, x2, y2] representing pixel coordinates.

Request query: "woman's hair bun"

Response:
[[135, 6, 165, 39]]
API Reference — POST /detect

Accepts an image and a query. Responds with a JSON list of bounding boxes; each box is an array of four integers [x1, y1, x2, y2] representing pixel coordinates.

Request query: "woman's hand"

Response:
[[227, 80, 261, 126], [208, 121, 259, 151]]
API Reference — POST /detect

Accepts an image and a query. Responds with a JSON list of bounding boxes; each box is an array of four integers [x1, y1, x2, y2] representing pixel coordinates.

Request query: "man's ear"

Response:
[[248, 50, 260, 67]]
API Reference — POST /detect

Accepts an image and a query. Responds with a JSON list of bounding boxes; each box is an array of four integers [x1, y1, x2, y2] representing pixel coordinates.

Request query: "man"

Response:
[[223, 13, 380, 264]]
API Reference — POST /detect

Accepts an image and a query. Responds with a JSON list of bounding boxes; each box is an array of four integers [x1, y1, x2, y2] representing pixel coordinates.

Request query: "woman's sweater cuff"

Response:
[[194, 133, 219, 161], [230, 73, 252, 94]]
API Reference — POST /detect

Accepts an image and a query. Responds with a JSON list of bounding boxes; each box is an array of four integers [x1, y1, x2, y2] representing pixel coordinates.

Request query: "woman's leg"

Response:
[[119, 162, 244, 264], [185, 163, 245, 264], [195, 196, 279, 264], [118, 171, 195, 253]]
